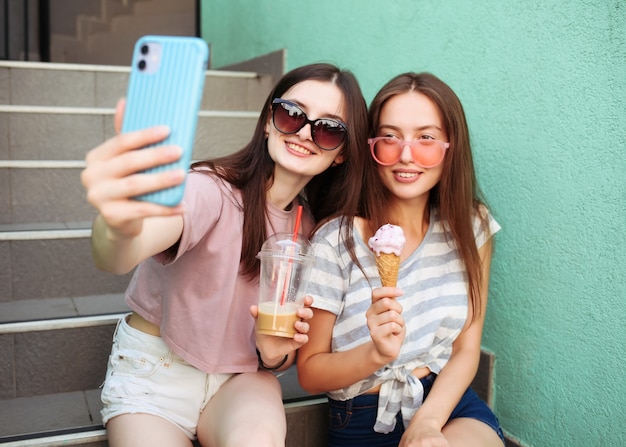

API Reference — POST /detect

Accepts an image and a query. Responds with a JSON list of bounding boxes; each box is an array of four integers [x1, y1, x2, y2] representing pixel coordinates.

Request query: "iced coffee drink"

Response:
[[256, 233, 314, 338]]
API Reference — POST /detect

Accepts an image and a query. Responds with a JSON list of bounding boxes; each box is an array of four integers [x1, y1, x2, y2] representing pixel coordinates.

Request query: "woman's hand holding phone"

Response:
[[82, 36, 207, 273], [81, 98, 186, 240]]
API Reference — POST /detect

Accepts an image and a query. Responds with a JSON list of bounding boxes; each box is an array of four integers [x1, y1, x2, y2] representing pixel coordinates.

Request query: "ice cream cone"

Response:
[[376, 252, 401, 287], [368, 223, 405, 287]]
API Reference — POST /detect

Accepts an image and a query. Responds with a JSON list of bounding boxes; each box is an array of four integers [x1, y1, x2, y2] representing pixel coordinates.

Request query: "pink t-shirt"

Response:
[[125, 170, 314, 374]]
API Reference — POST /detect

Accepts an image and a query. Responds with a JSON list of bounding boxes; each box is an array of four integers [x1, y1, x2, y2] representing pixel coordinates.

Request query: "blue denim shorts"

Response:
[[327, 373, 505, 447]]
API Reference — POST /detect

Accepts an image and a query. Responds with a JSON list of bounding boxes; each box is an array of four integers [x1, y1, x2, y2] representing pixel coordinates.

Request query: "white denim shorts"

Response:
[[100, 314, 233, 439]]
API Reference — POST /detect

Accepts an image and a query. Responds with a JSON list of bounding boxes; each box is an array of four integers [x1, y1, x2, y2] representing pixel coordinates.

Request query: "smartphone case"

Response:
[[122, 35, 209, 206]]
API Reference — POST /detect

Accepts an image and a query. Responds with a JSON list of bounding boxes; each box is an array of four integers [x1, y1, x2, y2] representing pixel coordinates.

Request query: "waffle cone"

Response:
[[376, 253, 400, 287]]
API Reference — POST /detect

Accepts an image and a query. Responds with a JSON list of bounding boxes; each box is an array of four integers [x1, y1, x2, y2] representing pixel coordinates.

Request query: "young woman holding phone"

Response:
[[81, 63, 368, 447]]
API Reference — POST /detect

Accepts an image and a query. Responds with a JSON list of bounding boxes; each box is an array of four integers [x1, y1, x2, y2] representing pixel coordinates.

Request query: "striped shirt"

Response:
[[307, 207, 500, 433]]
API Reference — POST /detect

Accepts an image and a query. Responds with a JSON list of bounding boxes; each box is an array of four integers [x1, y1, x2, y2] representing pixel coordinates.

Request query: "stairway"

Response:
[[0, 57, 503, 447], [50, 0, 197, 66], [0, 60, 329, 447]]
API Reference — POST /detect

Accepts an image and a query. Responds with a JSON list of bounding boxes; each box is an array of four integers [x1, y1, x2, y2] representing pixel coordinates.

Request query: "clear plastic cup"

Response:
[[256, 233, 315, 338]]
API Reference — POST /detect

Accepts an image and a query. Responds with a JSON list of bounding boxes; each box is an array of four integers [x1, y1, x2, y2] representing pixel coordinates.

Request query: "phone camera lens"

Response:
[[138, 60, 147, 70], [140, 44, 149, 55]]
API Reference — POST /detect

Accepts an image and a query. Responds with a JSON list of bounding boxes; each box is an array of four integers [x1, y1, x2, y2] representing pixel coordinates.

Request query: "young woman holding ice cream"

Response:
[[80, 63, 368, 447], [298, 72, 505, 446]]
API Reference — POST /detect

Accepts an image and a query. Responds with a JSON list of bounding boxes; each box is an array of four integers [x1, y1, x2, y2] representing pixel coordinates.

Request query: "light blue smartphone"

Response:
[[122, 35, 209, 206]]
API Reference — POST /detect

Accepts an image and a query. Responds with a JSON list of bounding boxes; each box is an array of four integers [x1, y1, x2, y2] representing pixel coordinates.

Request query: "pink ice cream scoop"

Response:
[[368, 224, 405, 287], [368, 224, 406, 256]]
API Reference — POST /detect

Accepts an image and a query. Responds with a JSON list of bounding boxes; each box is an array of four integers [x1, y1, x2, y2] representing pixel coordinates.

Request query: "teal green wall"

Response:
[[202, 2, 626, 446]]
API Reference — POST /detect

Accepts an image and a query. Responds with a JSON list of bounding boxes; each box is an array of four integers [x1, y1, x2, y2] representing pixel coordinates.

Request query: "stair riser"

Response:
[[0, 321, 320, 402], [0, 239, 133, 301], [0, 388, 325, 447], [1, 115, 256, 225], [0, 112, 107, 160], [0, 325, 115, 399], [0, 24, 290, 445], [1, 112, 258, 161], [2, 168, 95, 225], [0, 389, 106, 444], [0, 65, 273, 111]]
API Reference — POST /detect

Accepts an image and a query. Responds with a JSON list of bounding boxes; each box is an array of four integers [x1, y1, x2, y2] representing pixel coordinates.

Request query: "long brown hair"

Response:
[[192, 63, 368, 279], [364, 72, 490, 317]]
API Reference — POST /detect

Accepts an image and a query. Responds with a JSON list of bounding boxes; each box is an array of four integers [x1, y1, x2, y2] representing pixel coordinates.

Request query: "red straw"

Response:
[[280, 205, 303, 305], [292, 205, 303, 242]]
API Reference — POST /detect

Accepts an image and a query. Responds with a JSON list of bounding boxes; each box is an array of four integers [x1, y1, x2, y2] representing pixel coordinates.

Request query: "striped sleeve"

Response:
[[474, 204, 501, 248], [307, 219, 347, 315]]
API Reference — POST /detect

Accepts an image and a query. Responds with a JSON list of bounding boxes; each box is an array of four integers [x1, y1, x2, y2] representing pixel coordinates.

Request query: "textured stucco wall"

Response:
[[202, 1, 626, 446]]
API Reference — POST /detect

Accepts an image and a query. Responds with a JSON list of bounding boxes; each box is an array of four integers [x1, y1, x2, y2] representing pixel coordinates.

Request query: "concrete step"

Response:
[[0, 292, 322, 399], [0, 323, 120, 400], [0, 36, 307, 447], [0, 389, 106, 445], [0, 61, 273, 111], [0, 293, 496, 407], [0, 302, 316, 399], [0, 302, 326, 445], [0, 106, 113, 160], [0, 230, 133, 301], [0, 105, 259, 160], [0, 294, 129, 324], [0, 391, 327, 447], [0, 336, 496, 446], [0, 168, 95, 225], [0, 112, 258, 225]]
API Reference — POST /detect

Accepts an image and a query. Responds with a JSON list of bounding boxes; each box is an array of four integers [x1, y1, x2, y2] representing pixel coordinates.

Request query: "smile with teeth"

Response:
[[395, 171, 420, 178], [286, 142, 313, 155]]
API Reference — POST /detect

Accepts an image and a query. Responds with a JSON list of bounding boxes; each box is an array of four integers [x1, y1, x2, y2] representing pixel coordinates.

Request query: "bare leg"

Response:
[[197, 371, 286, 447], [107, 414, 193, 447], [444, 417, 504, 447]]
